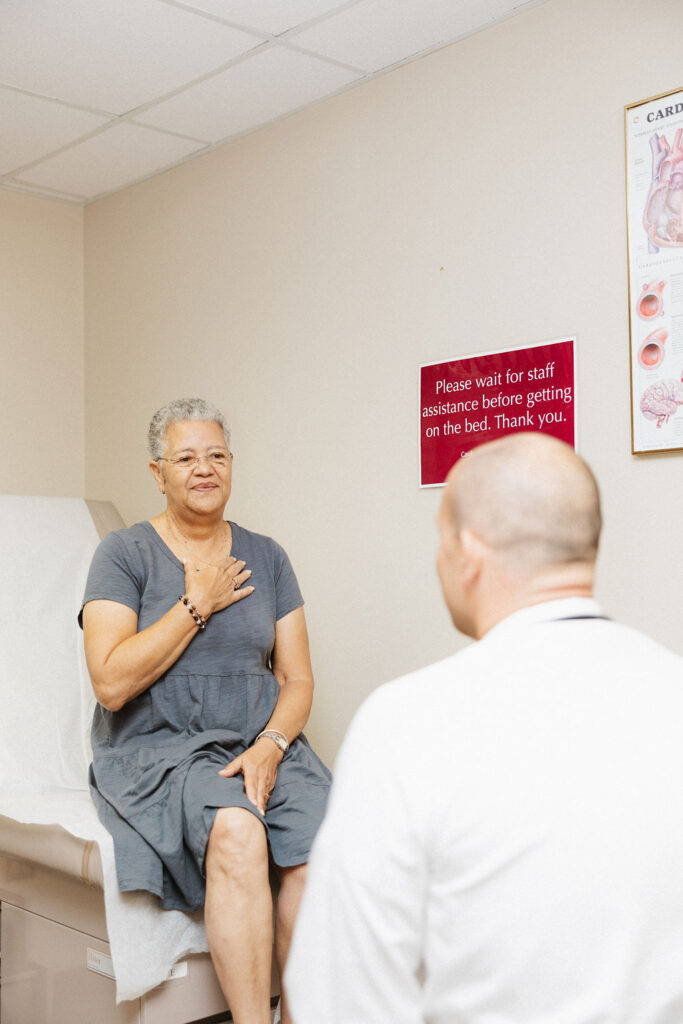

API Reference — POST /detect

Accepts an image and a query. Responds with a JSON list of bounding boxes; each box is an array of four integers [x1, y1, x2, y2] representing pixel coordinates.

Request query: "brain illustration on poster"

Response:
[[419, 338, 576, 487]]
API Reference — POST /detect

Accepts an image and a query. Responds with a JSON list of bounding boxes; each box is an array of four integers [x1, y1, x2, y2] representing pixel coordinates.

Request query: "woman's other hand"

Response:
[[184, 556, 254, 620], [218, 739, 284, 817]]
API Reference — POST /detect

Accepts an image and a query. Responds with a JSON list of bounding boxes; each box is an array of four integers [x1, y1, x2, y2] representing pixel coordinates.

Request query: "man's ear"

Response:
[[149, 460, 165, 495], [459, 528, 486, 587]]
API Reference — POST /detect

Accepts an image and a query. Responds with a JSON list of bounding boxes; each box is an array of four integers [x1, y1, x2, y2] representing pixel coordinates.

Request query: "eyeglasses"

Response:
[[157, 452, 233, 471]]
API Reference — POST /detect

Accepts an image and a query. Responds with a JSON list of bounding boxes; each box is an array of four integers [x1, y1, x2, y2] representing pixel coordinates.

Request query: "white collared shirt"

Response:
[[286, 599, 683, 1023]]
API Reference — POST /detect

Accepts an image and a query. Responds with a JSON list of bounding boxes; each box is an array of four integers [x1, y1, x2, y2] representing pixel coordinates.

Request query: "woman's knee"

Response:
[[206, 807, 268, 881]]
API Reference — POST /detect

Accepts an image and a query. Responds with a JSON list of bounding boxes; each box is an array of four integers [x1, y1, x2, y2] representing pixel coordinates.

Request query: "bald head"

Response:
[[445, 434, 601, 574]]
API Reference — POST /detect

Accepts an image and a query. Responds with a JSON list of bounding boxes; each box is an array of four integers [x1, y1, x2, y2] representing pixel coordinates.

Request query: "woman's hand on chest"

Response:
[[184, 556, 254, 620]]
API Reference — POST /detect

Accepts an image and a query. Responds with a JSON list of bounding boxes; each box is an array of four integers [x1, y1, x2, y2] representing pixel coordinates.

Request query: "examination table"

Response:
[[0, 496, 278, 1023]]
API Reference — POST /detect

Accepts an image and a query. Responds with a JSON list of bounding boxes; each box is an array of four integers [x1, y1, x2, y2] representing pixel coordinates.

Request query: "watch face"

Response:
[[261, 731, 286, 752]]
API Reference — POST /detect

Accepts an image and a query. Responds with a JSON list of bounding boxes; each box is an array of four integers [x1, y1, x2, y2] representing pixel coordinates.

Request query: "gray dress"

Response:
[[81, 520, 331, 912]]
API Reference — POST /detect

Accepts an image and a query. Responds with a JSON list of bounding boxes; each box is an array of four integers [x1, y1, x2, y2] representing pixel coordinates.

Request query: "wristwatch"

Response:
[[256, 729, 289, 755]]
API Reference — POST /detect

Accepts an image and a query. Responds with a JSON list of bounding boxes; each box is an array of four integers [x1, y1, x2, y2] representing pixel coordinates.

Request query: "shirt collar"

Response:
[[483, 597, 603, 643]]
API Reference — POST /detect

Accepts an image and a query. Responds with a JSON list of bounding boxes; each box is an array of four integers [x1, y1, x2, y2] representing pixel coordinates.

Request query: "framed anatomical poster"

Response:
[[626, 86, 683, 454]]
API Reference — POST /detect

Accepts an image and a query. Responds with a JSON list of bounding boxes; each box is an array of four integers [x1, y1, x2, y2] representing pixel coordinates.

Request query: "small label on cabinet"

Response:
[[85, 948, 187, 982], [86, 947, 115, 979], [166, 961, 188, 980]]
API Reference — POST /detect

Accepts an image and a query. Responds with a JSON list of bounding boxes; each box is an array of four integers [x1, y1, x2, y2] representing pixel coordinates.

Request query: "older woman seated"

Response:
[[80, 398, 331, 1024]]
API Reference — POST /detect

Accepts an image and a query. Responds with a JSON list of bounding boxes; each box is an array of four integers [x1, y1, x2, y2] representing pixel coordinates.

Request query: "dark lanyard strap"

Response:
[[550, 614, 611, 622]]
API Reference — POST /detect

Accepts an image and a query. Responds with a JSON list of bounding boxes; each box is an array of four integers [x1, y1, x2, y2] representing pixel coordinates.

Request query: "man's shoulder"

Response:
[[354, 645, 480, 730], [333, 650, 478, 790]]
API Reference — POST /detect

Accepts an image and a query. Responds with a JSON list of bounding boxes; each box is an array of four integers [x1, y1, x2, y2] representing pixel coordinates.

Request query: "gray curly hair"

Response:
[[148, 398, 231, 460]]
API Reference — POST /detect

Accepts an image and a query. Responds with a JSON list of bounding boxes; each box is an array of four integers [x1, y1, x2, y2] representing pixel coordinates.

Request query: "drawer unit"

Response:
[[0, 902, 234, 1024]]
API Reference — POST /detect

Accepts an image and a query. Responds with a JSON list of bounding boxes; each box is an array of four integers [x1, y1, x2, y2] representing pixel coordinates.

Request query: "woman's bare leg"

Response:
[[274, 863, 308, 1024], [204, 807, 272, 1024]]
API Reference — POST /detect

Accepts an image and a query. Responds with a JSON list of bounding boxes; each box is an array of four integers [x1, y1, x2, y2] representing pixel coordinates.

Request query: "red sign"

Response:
[[419, 338, 576, 486]]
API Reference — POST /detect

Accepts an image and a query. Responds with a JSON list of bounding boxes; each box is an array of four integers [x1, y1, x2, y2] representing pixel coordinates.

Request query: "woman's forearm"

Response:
[[85, 600, 200, 711], [85, 564, 252, 712], [263, 677, 314, 746], [263, 606, 315, 746]]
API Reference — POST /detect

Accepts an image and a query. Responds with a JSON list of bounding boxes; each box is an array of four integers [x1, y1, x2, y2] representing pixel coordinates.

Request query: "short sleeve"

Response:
[[78, 530, 144, 627], [273, 542, 304, 621]]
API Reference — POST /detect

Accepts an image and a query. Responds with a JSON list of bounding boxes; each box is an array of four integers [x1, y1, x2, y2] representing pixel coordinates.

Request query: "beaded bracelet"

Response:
[[178, 594, 207, 631], [255, 729, 289, 755]]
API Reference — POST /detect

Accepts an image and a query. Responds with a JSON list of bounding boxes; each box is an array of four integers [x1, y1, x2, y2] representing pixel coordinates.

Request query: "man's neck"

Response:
[[474, 579, 595, 640]]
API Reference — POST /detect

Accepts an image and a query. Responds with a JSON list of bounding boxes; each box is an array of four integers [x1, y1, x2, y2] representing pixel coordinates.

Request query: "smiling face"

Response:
[[150, 419, 233, 521]]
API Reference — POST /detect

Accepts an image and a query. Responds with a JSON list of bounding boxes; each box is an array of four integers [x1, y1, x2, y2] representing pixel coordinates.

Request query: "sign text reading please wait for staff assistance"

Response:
[[419, 338, 576, 487]]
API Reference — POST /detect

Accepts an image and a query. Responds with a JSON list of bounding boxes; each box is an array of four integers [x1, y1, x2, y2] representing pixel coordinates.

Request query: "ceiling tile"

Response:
[[0, 0, 550, 203], [13, 123, 207, 200], [0, 0, 263, 115], [174, 0, 353, 36], [0, 87, 109, 175], [292, 0, 533, 72], [135, 45, 361, 143]]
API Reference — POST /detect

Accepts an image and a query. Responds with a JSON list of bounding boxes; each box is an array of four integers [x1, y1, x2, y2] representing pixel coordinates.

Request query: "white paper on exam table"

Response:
[[0, 496, 208, 1003]]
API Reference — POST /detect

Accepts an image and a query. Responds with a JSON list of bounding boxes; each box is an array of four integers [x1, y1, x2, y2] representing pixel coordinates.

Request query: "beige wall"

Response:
[[83, 0, 683, 764], [1, 191, 85, 496]]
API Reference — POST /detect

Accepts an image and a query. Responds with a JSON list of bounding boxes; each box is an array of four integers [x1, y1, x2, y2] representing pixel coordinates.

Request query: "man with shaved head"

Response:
[[438, 433, 602, 638], [286, 433, 683, 1023]]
